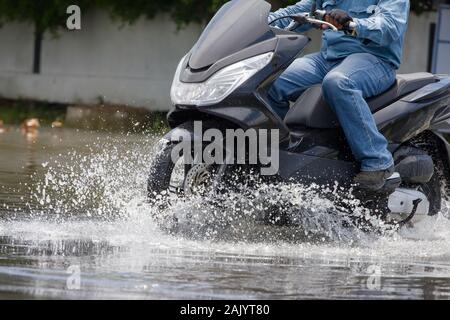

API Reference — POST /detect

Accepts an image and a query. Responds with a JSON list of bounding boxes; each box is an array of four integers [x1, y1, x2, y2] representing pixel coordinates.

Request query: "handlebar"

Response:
[[269, 11, 356, 33]]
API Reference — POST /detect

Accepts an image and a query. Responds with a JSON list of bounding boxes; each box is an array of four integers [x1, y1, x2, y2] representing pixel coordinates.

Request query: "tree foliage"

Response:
[[0, 0, 447, 32]]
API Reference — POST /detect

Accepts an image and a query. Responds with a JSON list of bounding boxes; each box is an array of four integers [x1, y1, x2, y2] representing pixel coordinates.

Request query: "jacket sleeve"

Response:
[[268, 0, 315, 29], [352, 0, 410, 46]]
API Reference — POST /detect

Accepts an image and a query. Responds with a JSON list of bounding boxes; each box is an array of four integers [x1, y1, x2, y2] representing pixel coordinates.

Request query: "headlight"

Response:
[[171, 52, 273, 106]]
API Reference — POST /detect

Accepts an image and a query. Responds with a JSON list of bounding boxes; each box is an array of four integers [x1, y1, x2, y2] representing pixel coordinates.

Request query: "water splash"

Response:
[[0, 131, 447, 259], [0, 133, 420, 247], [27, 134, 158, 220]]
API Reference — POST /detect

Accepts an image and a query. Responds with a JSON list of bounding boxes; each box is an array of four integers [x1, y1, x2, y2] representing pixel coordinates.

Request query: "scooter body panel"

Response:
[[375, 77, 450, 144], [188, 0, 272, 70], [277, 150, 357, 186], [169, 32, 311, 139], [162, 122, 358, 188]]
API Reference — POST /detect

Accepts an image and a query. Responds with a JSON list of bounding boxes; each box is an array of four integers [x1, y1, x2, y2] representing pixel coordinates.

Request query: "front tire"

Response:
[[147, 141, 178, 197]]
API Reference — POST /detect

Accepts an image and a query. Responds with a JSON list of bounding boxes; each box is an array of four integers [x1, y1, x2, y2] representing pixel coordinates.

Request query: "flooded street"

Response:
[[1, 127, 450, 300]]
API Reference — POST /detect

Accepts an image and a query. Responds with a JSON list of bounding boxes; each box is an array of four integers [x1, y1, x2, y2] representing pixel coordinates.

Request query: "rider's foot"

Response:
[[354, 165, 396, 191]]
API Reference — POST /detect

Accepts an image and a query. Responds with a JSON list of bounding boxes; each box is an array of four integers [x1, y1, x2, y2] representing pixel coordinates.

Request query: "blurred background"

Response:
[[0, 0, 449, 128]]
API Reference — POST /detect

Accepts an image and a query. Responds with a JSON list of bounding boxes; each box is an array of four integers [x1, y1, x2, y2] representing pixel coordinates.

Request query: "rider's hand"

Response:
[[322, 9, 353, 30]]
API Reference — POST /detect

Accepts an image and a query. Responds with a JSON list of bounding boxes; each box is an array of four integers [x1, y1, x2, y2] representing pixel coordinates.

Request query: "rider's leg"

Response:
[[321, 53, 396, 189], [268, 52, 333, 119]]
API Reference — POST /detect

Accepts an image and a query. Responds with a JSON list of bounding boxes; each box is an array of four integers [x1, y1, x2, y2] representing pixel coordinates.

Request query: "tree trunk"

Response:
[[33, 24, 42, 74], [268, 0, 284, 10]]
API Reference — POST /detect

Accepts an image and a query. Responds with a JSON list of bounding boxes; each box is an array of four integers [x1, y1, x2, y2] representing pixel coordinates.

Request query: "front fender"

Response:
[[162, 121, 230, 153], [162, 122, 203, 144]]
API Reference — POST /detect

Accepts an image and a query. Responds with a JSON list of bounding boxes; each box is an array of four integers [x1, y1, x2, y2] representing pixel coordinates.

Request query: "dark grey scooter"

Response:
[[148, 0, 450, 228]]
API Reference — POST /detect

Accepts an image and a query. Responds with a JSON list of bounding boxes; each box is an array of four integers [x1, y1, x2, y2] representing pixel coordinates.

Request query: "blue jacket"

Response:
[[269, 0, 410, 69]]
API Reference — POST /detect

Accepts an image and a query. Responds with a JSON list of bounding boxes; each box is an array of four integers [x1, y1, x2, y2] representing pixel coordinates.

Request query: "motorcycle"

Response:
[[147, 0, 450, 233]]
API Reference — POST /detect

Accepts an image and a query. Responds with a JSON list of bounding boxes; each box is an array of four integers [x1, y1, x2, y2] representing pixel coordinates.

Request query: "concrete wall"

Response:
[[400, 12, 437, 73], [0, 11, 438, 111], [0, 11, 202, 111], [0, 23, 34, 74]]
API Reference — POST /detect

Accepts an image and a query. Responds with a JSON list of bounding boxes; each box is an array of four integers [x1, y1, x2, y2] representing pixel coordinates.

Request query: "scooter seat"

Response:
[[284, 72, 438, 129]]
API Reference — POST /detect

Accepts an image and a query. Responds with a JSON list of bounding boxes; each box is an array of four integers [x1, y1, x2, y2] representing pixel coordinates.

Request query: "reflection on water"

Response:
[[1, 127, 450, 300]]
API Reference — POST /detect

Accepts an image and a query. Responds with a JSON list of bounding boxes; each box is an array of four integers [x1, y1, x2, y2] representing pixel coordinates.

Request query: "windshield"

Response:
[[188, 0, 272, 70]]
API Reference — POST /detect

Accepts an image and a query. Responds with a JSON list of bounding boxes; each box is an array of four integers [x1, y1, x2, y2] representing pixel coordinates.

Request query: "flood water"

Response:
[[1, 127, 450, 300]]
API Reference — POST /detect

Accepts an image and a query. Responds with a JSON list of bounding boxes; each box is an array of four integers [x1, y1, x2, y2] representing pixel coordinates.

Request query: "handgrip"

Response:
[[308, 18, 338, 31], [275, 13, 357, 33], [311, 10, 356, 32]]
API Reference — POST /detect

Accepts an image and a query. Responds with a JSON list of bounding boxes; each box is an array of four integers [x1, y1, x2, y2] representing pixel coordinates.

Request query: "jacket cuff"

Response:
[[351, 18, 367, 38]]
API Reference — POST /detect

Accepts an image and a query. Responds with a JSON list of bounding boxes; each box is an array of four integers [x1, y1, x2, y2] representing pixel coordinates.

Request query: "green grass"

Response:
[[0, 99, 169, 134], [0, 99, 66, 126]]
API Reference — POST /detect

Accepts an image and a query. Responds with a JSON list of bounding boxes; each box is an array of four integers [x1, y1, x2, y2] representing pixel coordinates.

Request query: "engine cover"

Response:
[[388, 188, 430, 224]]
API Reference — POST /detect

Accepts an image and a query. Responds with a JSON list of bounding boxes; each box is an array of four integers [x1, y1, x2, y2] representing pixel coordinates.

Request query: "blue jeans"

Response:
[[268, 52, 396, 172]]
